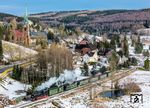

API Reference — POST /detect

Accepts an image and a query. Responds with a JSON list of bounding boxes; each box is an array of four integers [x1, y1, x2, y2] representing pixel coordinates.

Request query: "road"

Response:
[[11, 68, 137, 108], [0, 60, 35, 79]]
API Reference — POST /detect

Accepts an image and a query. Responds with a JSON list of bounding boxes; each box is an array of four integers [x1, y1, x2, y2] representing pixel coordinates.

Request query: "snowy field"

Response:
[[37, 70, 150, 108], [0, 77, 31, 99], [2, 40, 37, 61], [102, 70, 150, 108]]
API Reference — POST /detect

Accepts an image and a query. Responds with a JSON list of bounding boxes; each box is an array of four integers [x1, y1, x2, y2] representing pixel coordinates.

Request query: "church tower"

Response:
[[23, 6, 30, 46]]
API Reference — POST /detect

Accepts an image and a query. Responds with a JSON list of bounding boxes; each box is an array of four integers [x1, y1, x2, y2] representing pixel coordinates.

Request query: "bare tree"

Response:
[[36, 43, 73, 79]]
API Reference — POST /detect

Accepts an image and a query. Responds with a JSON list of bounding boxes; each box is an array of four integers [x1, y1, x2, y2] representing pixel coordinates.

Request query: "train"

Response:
[[28, 72, 112, 101]]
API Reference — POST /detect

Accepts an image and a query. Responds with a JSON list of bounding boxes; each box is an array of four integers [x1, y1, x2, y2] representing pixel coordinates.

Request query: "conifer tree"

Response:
[[135, 36, 143, 54], [110, 38, 116, 51], [131, 36, 135, 47], [47, 31, 54, 41], [12, 65, 22, 81], [143, 50, 149, 57], [114, 34, 120, 47], [83, 63, 89, 76], [109, 51, 119, 72], [144, 58, 150, 71], [122, 36, 129, 57], [0, 40, 3, 62], [0, 26, 3, 62]]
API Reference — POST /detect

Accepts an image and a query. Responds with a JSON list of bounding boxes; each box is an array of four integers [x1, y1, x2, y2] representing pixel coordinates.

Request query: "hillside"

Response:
[[30, 9, 150, 34], [0, 13, 16, 21], [2, 40, 38, 61]]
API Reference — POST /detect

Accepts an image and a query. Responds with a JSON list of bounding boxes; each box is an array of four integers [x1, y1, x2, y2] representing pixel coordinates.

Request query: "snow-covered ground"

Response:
[[0, 77, 31, 99], [2, 40, 37, 61], [102, 70, 150, 108], [40, 70, 150, 108]]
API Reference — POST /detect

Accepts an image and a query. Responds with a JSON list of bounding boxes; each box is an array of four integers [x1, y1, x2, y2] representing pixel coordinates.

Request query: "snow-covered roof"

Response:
[[143, 45, 150, 50], [119, 56, 128, 64]]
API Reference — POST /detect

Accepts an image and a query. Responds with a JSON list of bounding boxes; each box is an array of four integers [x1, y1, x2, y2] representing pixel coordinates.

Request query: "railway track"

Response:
[[11, 68, 137, 108]]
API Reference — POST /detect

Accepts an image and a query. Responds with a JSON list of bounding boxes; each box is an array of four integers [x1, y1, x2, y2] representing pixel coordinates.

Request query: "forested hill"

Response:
[[30, 8, 150, 34], [0, 13, 16, 20]]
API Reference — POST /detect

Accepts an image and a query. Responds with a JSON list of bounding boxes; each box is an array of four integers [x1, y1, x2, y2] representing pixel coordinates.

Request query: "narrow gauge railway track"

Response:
[[11, 68, 137, 108]]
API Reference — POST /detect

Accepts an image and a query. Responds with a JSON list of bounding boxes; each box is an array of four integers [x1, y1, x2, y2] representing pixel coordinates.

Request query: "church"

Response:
[[4, 8, 32, 46]]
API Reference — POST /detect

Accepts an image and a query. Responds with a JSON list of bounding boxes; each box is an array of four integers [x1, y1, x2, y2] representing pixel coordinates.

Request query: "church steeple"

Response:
[[25, 6, 28, 17], [24, 4, 29, 25], [23, 4, 30, 46]]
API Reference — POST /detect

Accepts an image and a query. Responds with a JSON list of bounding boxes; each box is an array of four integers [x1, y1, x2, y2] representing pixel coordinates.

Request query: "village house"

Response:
[[82, 50, 99, 64], [75, 37, 97, 56], [30, 31, 47, 46], [75, 38, 91, 55]]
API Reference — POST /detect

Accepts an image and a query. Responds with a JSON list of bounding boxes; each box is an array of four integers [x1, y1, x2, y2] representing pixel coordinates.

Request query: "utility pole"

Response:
[[90, 87, 94, 100]]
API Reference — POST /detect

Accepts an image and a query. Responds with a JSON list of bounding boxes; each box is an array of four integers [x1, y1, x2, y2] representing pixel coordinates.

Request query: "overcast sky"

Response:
[[0, 0, 150, 16]]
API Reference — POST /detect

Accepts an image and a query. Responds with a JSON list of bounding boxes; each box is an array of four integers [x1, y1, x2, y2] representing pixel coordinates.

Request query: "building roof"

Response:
[[79, 38, 89, 45], [30, 31, 47, 37]]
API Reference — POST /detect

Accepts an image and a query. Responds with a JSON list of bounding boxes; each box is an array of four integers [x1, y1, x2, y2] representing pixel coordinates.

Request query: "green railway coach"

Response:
[[49, 87, 59, 96], [58, 86, 64, 93], [65, 82, 77, 90], [79, 78, 89, 86]]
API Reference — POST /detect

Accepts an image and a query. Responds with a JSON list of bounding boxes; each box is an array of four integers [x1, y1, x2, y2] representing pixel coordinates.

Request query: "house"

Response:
[[75, 38, 91, 55], [81, 48, 91, 56], [88, 53, 99, 63], [30, 31, 47, 46], [75, 38, 97, 55], [98, 48, 111, 56], [82, 50, 99, 64]]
